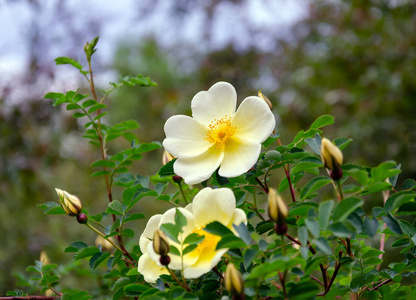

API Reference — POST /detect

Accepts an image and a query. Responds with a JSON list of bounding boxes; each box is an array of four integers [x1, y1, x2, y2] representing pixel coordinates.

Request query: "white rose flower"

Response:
[[163, 81, 276, 185]]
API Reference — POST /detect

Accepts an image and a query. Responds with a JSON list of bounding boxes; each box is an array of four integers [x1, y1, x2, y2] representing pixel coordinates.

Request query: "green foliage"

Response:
[[9, 34, 416, 300]]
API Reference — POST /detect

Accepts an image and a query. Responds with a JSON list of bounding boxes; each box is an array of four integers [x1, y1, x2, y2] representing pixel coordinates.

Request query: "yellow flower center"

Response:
[[205, 116, 236, 149], [192, 226, 221, 255]]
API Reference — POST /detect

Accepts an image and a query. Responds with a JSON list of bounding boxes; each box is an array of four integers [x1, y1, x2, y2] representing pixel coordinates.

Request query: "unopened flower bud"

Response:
[[258, 90, 273, 111], [320, 138, 343, 171], [268, 188, 288, 225], [153, 229, 170, 257], [40, 251, 50, 265], [162, 150, 175, 165], [95, 235, 114, 252], [225, 263, 245, 297], [55, 188, 82, 216]]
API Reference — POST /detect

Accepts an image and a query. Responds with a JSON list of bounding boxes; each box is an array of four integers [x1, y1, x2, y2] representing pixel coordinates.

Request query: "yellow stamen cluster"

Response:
[[205, 116, 236, 149], [191, 226, 221, 255]]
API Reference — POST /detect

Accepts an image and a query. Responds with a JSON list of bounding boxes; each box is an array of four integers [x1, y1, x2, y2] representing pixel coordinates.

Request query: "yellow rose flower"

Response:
[[138, 187, 247, 283], [163, 82, 276, 185]]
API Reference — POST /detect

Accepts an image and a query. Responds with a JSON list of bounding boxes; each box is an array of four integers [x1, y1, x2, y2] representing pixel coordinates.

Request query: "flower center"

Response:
[[192, 226, 221, 255], [205, 116, 236, 149]]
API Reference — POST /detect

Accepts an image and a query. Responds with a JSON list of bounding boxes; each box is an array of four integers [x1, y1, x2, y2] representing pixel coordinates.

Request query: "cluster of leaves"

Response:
[[7, 37, 416, 300]]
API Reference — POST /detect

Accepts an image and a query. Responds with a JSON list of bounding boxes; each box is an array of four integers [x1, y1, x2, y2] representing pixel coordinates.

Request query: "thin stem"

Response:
[[255, 177, 268, 193], [246, 202, 266, 221], [336, 179, 344, 201], [166, 266, 190, 291], [378, 190, 390, 270], [177, 181, 188, 205], [283, 165, 296, 203], [278, 271, 288, 300], [85, 222, 124, 253], [368, 279, 392, 291]]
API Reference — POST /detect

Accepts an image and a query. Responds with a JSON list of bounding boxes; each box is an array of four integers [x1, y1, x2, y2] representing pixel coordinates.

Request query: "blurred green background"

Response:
[[1, 0, 416, 295]]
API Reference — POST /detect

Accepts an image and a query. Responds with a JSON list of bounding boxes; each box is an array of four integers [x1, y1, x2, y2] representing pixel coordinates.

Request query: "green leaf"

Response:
[[124, 284, 148, 297], [204, 221, 234, 237], [292, 156, 323, 173], [174, 208, 187, 233], [160, 223, 180, 244], [216, 235, 246, 250], [310, 115, 334, 129], [122, 229, 134, 238], [305, 218, 320, 239], [370, 161, 401, 183], [183, 233, 205, 245], [89, 251, 111, 269], [64, 241, 88, 252], [182, 244, 198, 255], [385, 191, 416, 214], [73, 112, 86, 118], [111, 277, 132, 292], [328, 222, 352, 238], [315, 237, 332, 255], [74, 247, 100, 260], [88, 103, 106, 114], [288, 281, 320, 300], [55, 56, 83, 70], [382, 214, 403, 235], [158, 159, 176, 177], [333, 137, 353, 150], [91, 170, 112, 177], [123, 213, 145, 223], [134, 142, 162, 154], [362, 249, 384, 259], [37, 202, 66, 215], [391, 238, 411, 248], [233, 223, 251, 244], [319, 200, 334, 230], [91, 159, 116, 168], [106, 200, 124, 215], [255, 221, 274, 235], [300, 176, 331, 200], [332, 197, 363, 222], [403, 179, 416, 190]]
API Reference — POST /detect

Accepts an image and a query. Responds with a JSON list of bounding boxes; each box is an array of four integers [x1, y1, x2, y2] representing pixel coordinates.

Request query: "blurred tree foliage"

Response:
[[1, 0, 416, 294]]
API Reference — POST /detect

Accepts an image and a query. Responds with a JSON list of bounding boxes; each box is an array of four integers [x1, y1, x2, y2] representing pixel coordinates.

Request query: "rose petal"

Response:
[[233, 96, 276, 142], [192, 187, 236, 227], [138, 253, 169, 283], [174, 146, 224, 185], [183, 248, 228, 279], [139, 214, 162, 253], [163, 115, 211, 158], [219, 137, 261, 178], [191, 82, 237, 126]]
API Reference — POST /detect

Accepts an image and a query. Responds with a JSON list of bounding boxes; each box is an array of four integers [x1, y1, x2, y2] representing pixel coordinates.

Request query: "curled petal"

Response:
[[192, 187, 236, 227], [163, 115, 210, 158], [219, 137, 261, 178], [174, 146, 224, 185], [191, 82, 237, 126], [233, 96, 276, 143], [139, 214, 162, 254], [138, 253, 169, 283]]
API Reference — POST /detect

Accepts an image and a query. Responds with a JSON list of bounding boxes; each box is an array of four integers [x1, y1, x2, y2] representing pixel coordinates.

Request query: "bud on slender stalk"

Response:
[[225, 263, 245, 299], [268, 188, 289, 225], [153, 229, 170, 258], [55, 188, 82, 216], [320, 138, 343, 171], [258, 90, 273, 111], [162, 150, 175, 165]]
